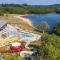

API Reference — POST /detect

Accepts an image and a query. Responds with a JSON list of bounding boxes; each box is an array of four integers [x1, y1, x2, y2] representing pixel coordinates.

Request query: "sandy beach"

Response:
[[13, 15, 34, 28]]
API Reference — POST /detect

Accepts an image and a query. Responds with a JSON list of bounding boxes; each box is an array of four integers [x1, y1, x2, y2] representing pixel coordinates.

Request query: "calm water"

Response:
[[24, 13, 60, 28]]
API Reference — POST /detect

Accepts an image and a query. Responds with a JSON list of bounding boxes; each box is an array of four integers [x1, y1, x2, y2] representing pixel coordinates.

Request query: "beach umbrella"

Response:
[[10, 42, 24, 52]]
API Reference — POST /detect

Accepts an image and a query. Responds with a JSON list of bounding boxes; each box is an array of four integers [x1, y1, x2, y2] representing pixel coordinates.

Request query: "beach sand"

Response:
[[13, 15, 34, 28]]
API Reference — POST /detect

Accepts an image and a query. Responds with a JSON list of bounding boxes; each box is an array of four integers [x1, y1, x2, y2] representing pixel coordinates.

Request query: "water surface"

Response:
[[24, 13, 60, 28]]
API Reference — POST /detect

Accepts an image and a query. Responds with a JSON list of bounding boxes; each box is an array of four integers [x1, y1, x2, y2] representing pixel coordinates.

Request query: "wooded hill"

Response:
[[0, 4, 60, 15]]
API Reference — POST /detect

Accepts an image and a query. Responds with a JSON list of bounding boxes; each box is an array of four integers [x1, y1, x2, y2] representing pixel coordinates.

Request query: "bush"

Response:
[[53, 22, 60, 35]]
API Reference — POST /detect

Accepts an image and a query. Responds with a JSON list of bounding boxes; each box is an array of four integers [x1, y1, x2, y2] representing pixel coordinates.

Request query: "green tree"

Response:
[[37, 21, 49, 33], [53, 22, 60, 35]]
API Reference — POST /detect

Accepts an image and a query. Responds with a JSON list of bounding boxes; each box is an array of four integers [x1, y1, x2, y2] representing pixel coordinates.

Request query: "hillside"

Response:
[[0, 15, 60, 60], [0, 4, 60, 15]]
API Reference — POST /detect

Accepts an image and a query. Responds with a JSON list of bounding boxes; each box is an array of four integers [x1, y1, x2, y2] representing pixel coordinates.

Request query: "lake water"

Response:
[[23, 13, 60, 29]]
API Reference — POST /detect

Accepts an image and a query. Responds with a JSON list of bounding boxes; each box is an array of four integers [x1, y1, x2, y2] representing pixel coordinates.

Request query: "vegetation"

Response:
[[35, 33, 60, 60], [0, 4, 60, 15], [37, 21, 49, 33], [0, 4, 60, 60], [53, 22, 60, 35], [35, 21, 60, 60], [55, 8, 60, 13]]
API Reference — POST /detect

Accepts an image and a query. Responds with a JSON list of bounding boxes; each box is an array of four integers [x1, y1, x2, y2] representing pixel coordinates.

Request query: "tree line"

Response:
[[0, 4, 60, 15]]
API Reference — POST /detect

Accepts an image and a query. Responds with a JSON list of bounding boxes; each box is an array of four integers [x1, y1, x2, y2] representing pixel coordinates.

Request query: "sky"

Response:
[[0, 0, 60, 5]]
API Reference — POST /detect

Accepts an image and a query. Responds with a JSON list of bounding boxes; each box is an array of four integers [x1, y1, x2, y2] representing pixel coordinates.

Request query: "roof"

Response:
[[0, 20, 7, 28]]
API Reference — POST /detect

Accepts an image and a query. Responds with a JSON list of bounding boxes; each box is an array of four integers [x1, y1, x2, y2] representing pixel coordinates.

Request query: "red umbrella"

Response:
[[0, 42, 24, 53], [10, 42, 24, 52]]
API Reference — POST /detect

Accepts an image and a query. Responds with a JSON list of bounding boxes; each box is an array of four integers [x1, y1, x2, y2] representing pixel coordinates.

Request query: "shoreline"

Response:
[[13, 15, 34, 28]]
